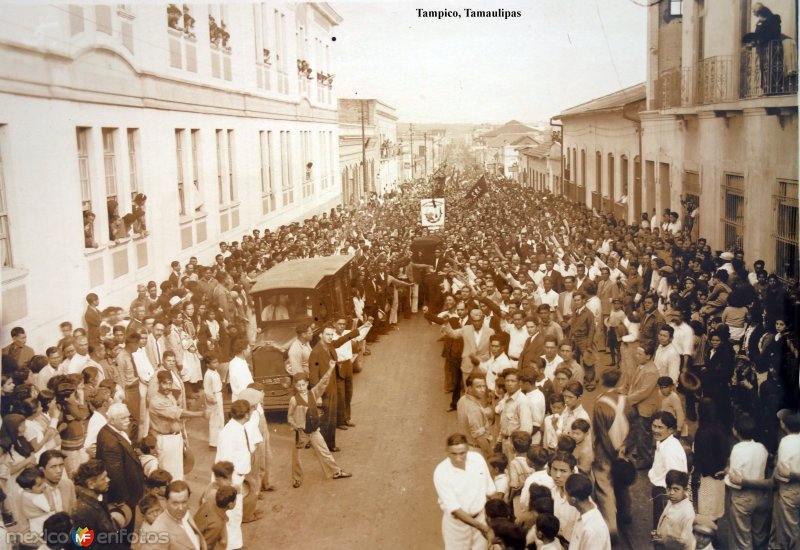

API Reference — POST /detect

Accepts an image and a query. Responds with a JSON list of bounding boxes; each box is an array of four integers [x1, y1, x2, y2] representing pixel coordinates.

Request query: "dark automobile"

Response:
[[240, 254, 356, 411]]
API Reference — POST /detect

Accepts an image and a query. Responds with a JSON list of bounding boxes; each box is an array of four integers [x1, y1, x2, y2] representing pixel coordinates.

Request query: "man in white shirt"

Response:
[[484, 337, 511, 394], [668, 313, 694, 370], [215, 400, 253, 550], [501, 310, 529, 362], [228, 339, 253, 401], [770, 410, 800, 549], [65, 336, 100, 375], [566, 472, 612, 550], [648, 411, 688, 529], [541, 339, 564, 382], [654, 326, 681, 384], [496, 369, 533, 464], [433, 434, 496, 550], [724, 414, 771, 550], [286, 324, 313, 376], [83, 388, 112, 458], [537, 277, 559, 312]]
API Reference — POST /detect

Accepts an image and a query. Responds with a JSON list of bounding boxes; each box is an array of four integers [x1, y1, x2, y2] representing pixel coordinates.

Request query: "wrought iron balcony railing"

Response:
[[740, 39, 798, 98]]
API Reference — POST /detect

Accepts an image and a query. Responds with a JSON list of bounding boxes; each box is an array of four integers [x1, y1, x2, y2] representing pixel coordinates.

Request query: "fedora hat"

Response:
[[108, 503, 133, 529], [680, 370, 701, 391]]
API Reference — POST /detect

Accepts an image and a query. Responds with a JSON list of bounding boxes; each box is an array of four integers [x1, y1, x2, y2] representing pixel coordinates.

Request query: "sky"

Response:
[[331, 0, 647, 124]]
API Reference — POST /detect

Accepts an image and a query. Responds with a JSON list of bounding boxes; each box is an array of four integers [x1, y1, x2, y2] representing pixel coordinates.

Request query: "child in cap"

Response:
[[658, 376, 687, 438]]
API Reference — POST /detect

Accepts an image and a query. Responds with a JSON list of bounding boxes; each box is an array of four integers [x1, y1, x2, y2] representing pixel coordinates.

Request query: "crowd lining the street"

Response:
[[0, 169, 798, 550]]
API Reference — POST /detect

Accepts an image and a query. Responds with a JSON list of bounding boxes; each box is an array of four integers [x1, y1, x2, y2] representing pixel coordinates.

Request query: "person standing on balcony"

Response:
[[742, 3, 784, 95]]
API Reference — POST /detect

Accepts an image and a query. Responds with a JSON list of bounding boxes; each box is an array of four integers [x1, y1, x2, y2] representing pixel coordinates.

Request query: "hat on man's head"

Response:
[[720, 251, 734, 261], [239, 388, 263, 408]]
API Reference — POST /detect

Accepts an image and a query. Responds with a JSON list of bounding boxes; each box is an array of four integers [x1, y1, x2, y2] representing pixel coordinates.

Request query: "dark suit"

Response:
[[71, 486, 120, 550], [85, 305, 102, 345], [194, 499, 228, 550], [333, 329, 361, 427], [95, 425, 145, 511], [308, 331, 358, 450], [518, 332, 546, 371]]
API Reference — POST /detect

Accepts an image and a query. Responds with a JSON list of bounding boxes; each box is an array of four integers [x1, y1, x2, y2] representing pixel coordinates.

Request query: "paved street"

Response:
[[181, 314, 655, 549]]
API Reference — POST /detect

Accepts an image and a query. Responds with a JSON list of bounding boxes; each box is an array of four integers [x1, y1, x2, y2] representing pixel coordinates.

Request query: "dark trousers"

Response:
[[124, 383, 141, 441], [336, 375, 353, 425], [679, 365, 700, 421], [651, 484, 667, 529], [448, 358, 462, 409], [630, 413, 654, 467], [320, 388, 338, 450]]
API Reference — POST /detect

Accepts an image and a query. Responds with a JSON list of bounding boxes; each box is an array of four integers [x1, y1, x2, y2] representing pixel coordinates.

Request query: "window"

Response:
[[607, 152, 615, 203], [215, 129, 224, 203], [175, 129, 186, 215], [253, 3, 271, 90], [280, 131, 293, 205], [722, 173, 745, 251], [669, 0, 682, 16], [127, 129, 138, 202], [226, 129, 235, 201], [274, 9, 288, 94], [773, 180, 798, 281], [77, 128, 92, 212], [102, 128, 117, 203], [0, 132, 11, 267], [259, 130, 274, 213], [620, 155, 629, 198], [302, 131, 313, 198], [190, 129, 203, 212]]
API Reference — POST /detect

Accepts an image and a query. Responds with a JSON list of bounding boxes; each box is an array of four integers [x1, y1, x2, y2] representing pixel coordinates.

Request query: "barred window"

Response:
[[127, 129, 138, 202], [175, 129, 186, 215], [722, 173, 745, 251], [773, 180, 798, 281]]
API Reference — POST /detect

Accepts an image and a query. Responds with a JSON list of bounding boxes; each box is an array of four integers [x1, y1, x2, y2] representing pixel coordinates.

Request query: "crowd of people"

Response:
[[1, 166, 798, 550], [416, 176, 799, 549]]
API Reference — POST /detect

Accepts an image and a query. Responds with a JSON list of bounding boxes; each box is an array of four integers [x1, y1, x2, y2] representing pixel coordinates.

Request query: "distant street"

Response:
[[182, 314, 654, 550]]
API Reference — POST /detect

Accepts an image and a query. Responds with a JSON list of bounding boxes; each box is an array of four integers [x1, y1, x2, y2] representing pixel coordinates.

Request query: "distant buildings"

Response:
[[472, 120, 542, 181], [337, 98, 401, 203], [554, 0, 797, 279], [520, 142, 563, 194], [0, 2, 343, 350]]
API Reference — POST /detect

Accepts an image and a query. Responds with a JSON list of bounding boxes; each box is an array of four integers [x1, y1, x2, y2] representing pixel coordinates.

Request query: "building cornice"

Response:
[[312, 3, 344, 26]]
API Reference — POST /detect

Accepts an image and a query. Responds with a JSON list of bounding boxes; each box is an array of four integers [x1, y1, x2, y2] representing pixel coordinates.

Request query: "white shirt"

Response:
[[485, 353, 511, 393], [83, 411, 108, 450], [519, 469, 555, 510], [551, 487, 580, 541], [523, 388, 546, 429], [541, 354, 564, 381], [287, 339, 312, 376], [649, 434, 688, 487], [725, 439, 768, 489], [776, 433, 800, 480], [504, 324, 529, 359], [571, 507, 612, 550], [132, 348, 155, 384], [66, 353, 90, 375], [433, 451, 495, 515], [228, 356, 253, 401], [654, 343, 681, 384], [216, 420, 252, 484], [538, 289, 559, 311], [180, 514, 201, 550], [669, 322, 694, 357]]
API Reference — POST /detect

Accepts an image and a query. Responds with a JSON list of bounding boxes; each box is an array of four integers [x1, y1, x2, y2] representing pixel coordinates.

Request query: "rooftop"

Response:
[[555, 83, 646, 119]]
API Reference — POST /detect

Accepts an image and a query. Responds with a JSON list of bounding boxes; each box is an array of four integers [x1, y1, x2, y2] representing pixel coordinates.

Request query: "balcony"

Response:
[[695, 55, 737, 104], [740, 39, 798, 99]]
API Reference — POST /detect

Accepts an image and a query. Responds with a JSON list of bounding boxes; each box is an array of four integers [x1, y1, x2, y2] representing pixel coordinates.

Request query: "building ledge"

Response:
[[1, 266, 29, 286]]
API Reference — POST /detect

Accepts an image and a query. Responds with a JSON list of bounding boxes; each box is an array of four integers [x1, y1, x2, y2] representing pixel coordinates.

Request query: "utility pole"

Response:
[[361, 100, 368, 197], [424, 132, 428, 177], [410, 123, 414, 180]]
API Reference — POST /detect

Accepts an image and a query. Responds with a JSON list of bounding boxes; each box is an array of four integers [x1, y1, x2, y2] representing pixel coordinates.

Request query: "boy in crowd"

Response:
[[657, 376, 686, 438], [652, 469, 695, 549], [570, 419, 593, 475]]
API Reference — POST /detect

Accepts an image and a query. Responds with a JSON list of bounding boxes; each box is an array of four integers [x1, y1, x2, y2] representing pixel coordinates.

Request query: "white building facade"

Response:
[[0, 3, 343, 350]]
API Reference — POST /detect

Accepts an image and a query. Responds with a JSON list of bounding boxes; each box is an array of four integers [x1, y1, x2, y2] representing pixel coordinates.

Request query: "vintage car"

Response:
[[243, 254, 356, 411]]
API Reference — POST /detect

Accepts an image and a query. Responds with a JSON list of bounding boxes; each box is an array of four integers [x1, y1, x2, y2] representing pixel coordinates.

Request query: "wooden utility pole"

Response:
[[424, 132, 428, 176], [410, 124, 414, 179], [361, 101, 368, 196]]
